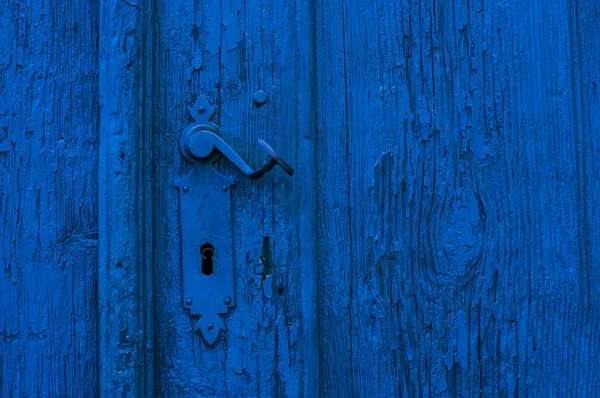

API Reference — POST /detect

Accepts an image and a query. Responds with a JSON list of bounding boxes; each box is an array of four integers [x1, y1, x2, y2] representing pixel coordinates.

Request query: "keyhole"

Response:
[[201, 243, 214, 275]]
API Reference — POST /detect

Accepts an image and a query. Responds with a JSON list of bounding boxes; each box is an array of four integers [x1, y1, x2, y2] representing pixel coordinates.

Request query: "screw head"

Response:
[[182, 185, 189, 192], [224, 296, 231, 305], [207, 323, 214, 330], [185, 297, 192, 305], [253, 90, 268, 106], [221, 184, 228, 192], [198, 106, 205, 113]]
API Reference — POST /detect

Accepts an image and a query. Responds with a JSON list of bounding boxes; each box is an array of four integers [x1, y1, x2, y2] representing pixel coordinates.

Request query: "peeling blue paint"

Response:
[[2, 0, 599, 396]]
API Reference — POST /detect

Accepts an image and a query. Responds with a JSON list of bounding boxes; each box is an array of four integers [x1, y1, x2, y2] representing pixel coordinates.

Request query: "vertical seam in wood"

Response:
[[142, 0, 156, 395], [217, 0, 224, 123], [98, 0, 155, 395], [298, 0, 321, 393], [567, 0, 592, 311], [310, 0, 322, 393], [339, 3, 355, 394]]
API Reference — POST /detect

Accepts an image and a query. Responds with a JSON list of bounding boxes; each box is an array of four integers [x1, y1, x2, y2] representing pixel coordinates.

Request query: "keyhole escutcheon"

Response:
[[201, 243, 214, 275]]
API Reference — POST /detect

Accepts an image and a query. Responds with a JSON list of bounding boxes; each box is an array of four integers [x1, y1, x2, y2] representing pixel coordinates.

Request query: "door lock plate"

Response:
[[176, 95, 293, 347], [176, 165, 235, 347]]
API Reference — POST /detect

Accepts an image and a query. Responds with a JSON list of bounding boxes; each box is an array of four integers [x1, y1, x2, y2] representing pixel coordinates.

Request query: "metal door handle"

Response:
[[250, 139, 294, 179], [175, 95, 294, 347], [181, 127, 294, 179]]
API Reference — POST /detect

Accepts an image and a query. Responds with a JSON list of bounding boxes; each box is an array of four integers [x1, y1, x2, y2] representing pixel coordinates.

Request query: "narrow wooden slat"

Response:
[[98, 0, 155, 395], [314, 0, 354, 395], [296, 0, 321, 393]]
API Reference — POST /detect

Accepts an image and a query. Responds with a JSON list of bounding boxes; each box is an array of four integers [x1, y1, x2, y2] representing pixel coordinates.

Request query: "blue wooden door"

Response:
[[2, 0, 599, 397], [0, 1, 101, 396]]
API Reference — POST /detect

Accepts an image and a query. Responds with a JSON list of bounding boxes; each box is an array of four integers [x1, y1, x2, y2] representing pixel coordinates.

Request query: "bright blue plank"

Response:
[[152, 0, 319, 395], [0, 1, 100, 396], [316, 0, 600, 396]]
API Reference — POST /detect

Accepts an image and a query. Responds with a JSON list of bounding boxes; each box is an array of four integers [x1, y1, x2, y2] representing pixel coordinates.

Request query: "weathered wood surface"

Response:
[[152, 0, 318, 396], [98, 0, 155, 396], [316, 0, 600, 396], [0, 1, 100, 396], [2, 0, 599, 396]]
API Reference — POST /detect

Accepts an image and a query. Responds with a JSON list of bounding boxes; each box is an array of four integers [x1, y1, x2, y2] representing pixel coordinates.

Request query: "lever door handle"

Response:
[[181, 127, 294, 179], [175, 95, 293, 347], [249, 139, 294, 179]]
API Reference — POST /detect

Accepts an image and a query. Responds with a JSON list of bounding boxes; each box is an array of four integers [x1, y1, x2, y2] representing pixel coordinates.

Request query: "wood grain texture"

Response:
[[152, 0, 318, 396], [2, 0, 597, 395], [98, 0, 155, 396], [0, 1, 100, 396], [316, 0, 600, 396]]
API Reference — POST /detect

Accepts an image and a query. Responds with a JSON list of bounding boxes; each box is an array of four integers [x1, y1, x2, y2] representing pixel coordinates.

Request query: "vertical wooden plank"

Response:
[[313, 1, 354, 396], [0, 1, 100, 396], [316, 0, 600, 396], [218, 0, 320, 395], [569, 0, 600, 309], [153, 0, 319, 395], [98, 0, 155, 395], [295, 0, 321, 393], [566, 1, 600, 393]]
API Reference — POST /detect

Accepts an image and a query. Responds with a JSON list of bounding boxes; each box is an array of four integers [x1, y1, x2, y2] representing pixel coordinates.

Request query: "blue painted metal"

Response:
[[177, 97, 294, 346], [176, 103, 237, 346], [188, 95, 218, 123], [179, 109, 294, 179], [176, 163, 235, 346], [254, 139, 295, 178]]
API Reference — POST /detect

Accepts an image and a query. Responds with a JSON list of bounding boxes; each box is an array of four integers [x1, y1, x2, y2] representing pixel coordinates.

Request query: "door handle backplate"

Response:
[[175, 95, 293, 347]]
